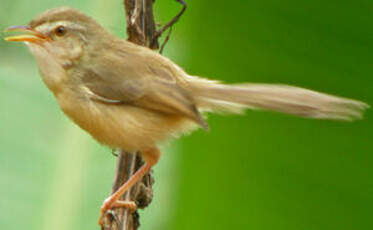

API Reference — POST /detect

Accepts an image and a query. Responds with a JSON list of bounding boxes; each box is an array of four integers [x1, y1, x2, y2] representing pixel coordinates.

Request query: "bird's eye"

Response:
[[54, 26, 66, 36]]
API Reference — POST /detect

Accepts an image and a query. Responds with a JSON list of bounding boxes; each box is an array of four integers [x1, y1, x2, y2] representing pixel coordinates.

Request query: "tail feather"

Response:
[[187, 76, 369, 121]]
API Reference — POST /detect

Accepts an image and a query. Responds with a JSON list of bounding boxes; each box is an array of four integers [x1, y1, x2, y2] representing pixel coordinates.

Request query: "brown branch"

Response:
[[124, 0, 159, 49], [102, 148, 154, 230], [102, 0, 183, 229], [102, 1, 186, 229]]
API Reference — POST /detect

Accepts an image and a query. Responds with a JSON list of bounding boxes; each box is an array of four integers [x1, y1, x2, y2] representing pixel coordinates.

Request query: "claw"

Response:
[[98, 199, 138, 227]]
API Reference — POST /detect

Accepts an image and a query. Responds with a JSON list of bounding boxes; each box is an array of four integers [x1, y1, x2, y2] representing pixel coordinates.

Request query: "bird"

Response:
[[4, 6, 369, 227]]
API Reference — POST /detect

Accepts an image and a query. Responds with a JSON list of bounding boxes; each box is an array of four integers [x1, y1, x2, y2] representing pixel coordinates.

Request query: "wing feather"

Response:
[[81, 49, 208, 130]]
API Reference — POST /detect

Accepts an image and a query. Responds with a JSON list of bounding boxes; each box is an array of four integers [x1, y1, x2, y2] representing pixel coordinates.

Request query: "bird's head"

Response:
[[5, 7, 111, 91], [5, 7, 109, 69]]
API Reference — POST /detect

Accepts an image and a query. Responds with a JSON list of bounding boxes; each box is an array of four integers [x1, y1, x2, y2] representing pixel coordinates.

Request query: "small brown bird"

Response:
[[5, 7, 369, 226]]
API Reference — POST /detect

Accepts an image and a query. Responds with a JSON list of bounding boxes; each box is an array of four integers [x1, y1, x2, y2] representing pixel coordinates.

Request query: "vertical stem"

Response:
[[103, 0, 159, 229], [123, 0, 159, 49]]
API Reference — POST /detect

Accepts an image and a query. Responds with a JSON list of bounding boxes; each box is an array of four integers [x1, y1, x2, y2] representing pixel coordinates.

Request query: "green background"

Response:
[[1, 1, 372, 230]]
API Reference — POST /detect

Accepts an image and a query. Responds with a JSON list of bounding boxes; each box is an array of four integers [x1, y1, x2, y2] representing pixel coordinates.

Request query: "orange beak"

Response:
[[4, 25, 47, 43]]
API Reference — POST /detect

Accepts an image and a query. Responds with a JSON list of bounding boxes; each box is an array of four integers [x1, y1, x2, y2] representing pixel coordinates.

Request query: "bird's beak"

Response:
[[4, 25, 47, 43]]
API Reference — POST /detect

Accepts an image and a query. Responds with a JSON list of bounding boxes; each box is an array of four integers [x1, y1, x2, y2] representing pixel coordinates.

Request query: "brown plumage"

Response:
[[5, 6, 369, 226]]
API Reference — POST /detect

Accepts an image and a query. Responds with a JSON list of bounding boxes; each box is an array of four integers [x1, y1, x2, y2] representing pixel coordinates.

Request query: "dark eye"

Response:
[[55, 26, 66, 36]]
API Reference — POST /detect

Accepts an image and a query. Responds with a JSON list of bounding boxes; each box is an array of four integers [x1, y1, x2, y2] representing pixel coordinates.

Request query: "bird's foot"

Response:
[[98, 197, 137, 227]]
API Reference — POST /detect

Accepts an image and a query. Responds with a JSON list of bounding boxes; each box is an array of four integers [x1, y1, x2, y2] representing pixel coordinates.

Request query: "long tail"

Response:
[[187, 76, 369, 121]]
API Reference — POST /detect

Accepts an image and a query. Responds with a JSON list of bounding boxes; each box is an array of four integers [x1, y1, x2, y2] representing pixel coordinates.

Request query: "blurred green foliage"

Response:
[[0, 1, 372, 230]]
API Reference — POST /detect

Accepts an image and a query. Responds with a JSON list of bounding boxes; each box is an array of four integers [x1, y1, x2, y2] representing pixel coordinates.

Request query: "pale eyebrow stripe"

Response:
[[33, 21, 88, 44], [34, 21, 87, 32]]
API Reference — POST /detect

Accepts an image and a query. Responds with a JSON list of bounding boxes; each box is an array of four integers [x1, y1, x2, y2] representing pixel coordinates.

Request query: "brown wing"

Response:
[[81, 49, 208, 130]]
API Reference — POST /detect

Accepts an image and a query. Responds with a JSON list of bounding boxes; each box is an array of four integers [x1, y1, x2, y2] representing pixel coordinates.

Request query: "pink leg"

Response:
[[98, 147, 160, 226]]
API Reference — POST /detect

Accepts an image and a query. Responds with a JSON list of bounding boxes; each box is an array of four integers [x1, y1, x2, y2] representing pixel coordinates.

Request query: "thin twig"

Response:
[[111, 149, 118, 157], [159, 26, 172, 54], [153, 0, 187, 41]]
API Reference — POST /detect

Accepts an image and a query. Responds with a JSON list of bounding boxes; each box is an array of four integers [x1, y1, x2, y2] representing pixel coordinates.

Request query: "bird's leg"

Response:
[[98, 147, 160, 226]]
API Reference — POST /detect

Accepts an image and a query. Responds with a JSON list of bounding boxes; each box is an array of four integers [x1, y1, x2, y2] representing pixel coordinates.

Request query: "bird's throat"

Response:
[[27, 43, 67, 94]]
